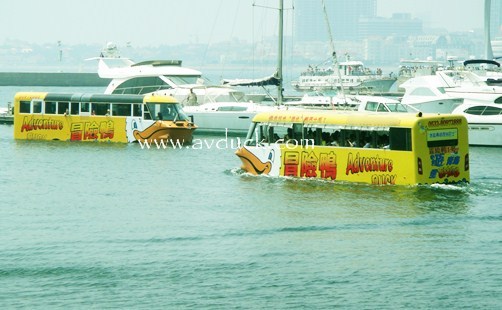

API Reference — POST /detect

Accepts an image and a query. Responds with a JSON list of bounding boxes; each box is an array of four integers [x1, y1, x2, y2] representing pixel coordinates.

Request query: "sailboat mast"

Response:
[[485, 0, 494, 60], [277, 0, 284, 105], [321, 0, 346, 104]]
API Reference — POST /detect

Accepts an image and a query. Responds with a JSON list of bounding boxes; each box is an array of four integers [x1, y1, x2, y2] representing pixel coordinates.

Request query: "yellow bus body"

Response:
[[13, 92, 196, 144], [236, 110, 470, 186]]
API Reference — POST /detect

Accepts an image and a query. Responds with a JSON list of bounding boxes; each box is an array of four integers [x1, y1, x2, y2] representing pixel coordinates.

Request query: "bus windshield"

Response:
[[146, 102, 190, 121]]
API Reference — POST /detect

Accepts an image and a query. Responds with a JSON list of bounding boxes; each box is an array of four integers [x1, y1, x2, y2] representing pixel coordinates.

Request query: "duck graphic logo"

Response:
[[132, 121, 169, 142], [236, 146, 272, 175]]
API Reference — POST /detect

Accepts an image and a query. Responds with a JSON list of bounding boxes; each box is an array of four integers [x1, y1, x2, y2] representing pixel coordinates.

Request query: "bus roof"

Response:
[[14, 92, 178, 104], [252, 110, 462, 128]]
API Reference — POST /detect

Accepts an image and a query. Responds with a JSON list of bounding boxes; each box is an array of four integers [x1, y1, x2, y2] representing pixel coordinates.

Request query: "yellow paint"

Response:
[[15, 114, 128, 142], [13, 92, 196, 143], [236, 110, 470, 186]]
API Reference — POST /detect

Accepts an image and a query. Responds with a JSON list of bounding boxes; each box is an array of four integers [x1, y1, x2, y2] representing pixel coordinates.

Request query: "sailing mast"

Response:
[[247, 0, 284, 105], [277, 0, 284, 105], [485, 0, 494, 60], [321, 0, 347, 105]]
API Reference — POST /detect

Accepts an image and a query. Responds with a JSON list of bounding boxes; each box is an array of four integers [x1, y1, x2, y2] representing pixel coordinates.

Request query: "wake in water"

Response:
[[229, 166, 472, 192], [429, 183, 469, 191]]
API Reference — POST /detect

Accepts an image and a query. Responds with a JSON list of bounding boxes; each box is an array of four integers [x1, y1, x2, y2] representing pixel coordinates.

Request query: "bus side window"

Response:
[[71, 102, 79, 115], [33, 100, 42, 114], [81, 102, 90, 114], [292, 123, 303, 142], [58, 102, 69, 115], [19, 101, 31, 113], [244, 123, 258, 146], [315, 128, 323, 145], [389, 127, 412, 151], [143, 104, 152, 120], [132, 104, 142, 117], [258, 124, 267, 143], [267, 126, 274, 143], [45, 101, 56, 114], [112, 103, 132, 117], [93, 103, 110, 116]]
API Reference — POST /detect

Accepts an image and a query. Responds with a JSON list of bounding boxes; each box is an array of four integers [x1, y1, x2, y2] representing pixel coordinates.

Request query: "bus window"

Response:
[[245, 123, 268, 144], [112, 103, 132, 116], [71, 102, 79, 115], [314, 128, 323, 145], [259, 124, 268, 143], [81, 102, 90, 114], [45, 101, 56, 114], [292, 123, 303, 142], [20, 101, 30, 113], [389, 127, 412, 151], [146, 102, 189, 121], [244, 123, 258, 146], [268, 126, 274, 142], [160, 106, 176, 120], [132, 104, 141, 117], [270, 125, 290, 143], [58, 102, 69, 115], [378, 133, 390, 148], [92, 103, 110, 116], [33, 100, 42, 114], [143, 104, 152, 120]]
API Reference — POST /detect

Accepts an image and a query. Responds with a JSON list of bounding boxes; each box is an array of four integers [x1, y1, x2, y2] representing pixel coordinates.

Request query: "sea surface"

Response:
[[0, 86, 501, 309]]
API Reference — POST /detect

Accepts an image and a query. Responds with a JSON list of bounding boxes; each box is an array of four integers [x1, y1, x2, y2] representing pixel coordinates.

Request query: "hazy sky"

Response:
[[0, 0, 484, 47]]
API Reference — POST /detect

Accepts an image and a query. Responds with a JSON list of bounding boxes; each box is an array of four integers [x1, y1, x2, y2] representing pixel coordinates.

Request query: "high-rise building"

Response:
[[490, 0, 502, 38], [294, 0, 377, 42], [359, 13, 422, 39]]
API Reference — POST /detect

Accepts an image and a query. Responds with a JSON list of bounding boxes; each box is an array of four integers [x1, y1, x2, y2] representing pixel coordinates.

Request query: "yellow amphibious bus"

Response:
[[13, 92, 196, 143], [235, 110, 470, 185]]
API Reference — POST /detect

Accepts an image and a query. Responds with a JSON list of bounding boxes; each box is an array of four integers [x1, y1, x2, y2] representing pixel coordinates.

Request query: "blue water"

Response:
[[1, 87, 501, 309]]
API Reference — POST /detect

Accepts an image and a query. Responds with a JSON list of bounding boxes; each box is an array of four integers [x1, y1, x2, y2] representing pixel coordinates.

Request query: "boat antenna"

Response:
[[321, 0, 347, 106]]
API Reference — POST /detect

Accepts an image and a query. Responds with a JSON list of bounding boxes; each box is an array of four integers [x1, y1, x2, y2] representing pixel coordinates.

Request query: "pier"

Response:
[[0, 72, 110, 87]]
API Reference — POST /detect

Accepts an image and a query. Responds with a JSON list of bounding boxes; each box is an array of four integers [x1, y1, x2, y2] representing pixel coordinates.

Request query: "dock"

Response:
[[0, 113, 13, 124], [0, 72, 110, 87]]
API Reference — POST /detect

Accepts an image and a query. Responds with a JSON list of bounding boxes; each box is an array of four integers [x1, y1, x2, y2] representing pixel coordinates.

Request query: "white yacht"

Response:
[[98, 57, 251, 104], [0, 105, 13, 124], [462, 59, 502, 85], [400, 72, 502, 146], [292, 59, 396, 93], [396, 58, 444, 92], [94, 46, 277, 135], [285, 91, 413, 113]]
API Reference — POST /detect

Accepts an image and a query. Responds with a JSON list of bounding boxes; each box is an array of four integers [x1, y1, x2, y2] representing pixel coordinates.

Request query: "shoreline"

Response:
[[0, 72, 110, 86]]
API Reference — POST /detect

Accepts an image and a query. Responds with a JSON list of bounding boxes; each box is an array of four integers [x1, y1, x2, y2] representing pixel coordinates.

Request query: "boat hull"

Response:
[[186, 111, 256, 135], [467, 122, 502, 146], [293, 76, 396, 93]]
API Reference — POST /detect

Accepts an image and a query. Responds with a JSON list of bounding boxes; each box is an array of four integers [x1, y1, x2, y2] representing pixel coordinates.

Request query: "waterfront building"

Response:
[[294, 0, 377, 42]]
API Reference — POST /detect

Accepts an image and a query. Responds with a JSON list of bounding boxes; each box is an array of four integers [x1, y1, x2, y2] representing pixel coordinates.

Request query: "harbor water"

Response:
[[0, 86, 501, 309]]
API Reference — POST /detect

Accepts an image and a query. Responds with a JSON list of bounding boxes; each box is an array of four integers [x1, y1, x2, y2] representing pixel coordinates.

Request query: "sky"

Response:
[[0, 0, 484, 47]]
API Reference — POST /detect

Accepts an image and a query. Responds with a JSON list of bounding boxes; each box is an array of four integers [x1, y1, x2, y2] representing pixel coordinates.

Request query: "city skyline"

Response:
[[0, 0, 485, 47]]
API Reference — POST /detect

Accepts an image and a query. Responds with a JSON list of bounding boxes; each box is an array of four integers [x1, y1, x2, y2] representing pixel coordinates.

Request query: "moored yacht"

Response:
[[400, 72, 502, 146], [94, 46, 277, 135], [292, 58, 396, 93], [286, 91, 413, 113]]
